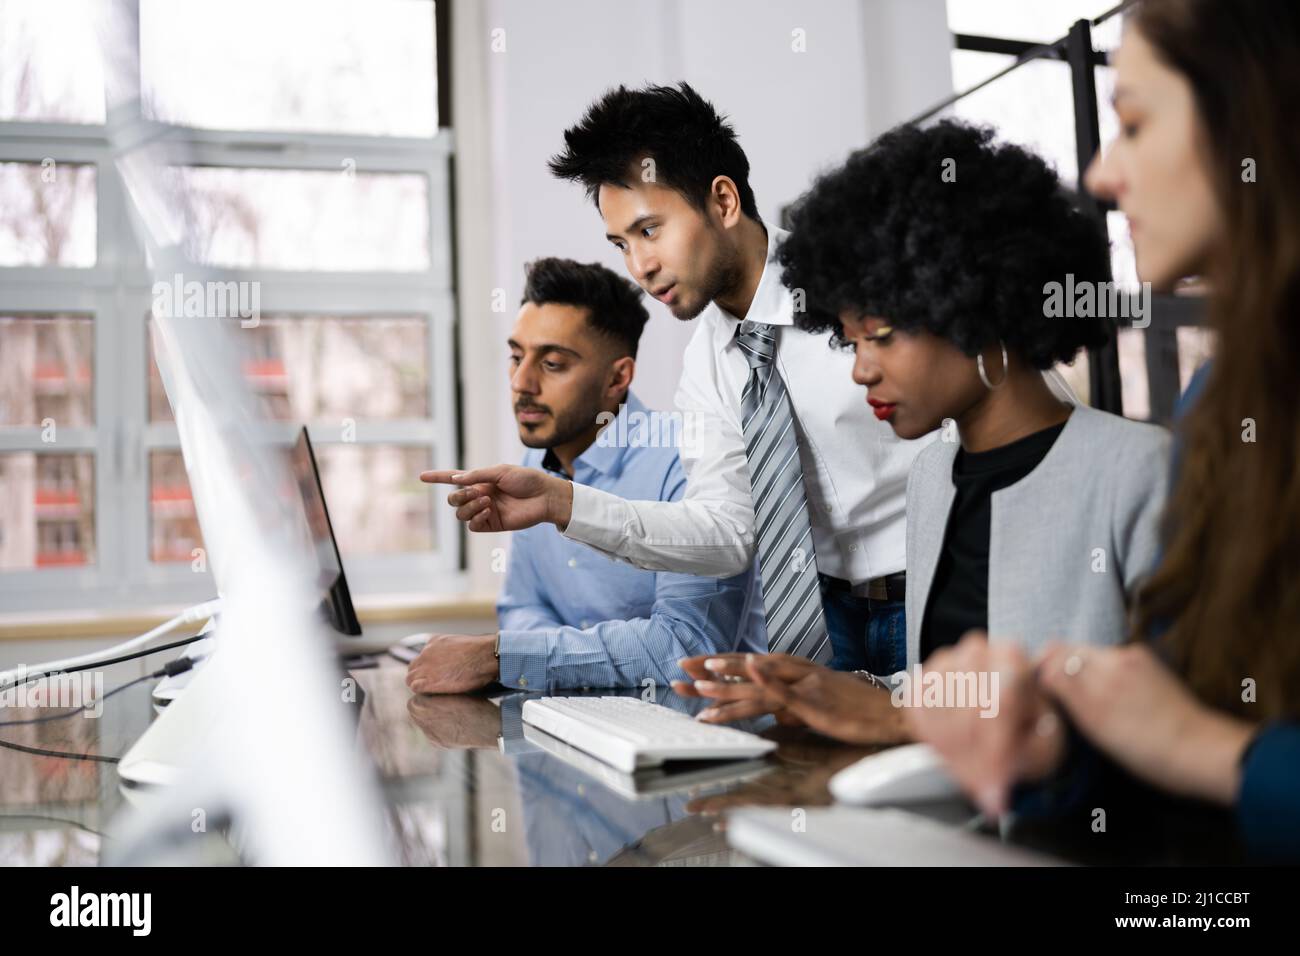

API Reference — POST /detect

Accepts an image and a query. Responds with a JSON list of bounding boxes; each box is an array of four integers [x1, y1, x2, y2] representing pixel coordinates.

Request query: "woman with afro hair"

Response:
[[688, 121, 1170, 748]]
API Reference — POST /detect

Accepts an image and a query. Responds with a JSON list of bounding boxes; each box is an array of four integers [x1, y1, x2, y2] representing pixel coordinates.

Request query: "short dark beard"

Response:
[[518, 391, 608, 452], [673, 233, 745, 321]]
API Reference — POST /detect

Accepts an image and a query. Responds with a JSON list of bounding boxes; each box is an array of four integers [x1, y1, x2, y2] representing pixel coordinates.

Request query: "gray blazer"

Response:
[[904, 403, 1171, 666]]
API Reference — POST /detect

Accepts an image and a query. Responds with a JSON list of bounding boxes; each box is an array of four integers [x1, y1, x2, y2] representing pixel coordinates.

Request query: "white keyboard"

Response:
[[521, 696, 777, 773], [520, 724, 773, 800], [727, 806, 1070, 866]]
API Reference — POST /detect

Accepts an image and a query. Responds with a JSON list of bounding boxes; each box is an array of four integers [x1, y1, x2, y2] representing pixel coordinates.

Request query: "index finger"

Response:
[[746, 655, 819, 683], [748, 662, 795, 705], [420, 465, 509, 485], [420, 469, 472, 485], [679, 653, 745, 680]]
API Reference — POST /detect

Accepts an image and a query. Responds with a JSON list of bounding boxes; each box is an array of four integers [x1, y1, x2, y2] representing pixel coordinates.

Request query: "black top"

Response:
[[919, 419, 1068, 661]]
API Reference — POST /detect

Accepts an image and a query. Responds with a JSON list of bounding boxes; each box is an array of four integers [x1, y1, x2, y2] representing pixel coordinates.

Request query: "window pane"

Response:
[[950, 51, 1078, 183], [946, 0, 1120, 43], [0, 0, 105, 124], [949, 31, 1122, 194], [0, 314, 93, 426], [149, 315, 430, 423], [1118, 327, 1149, 421], [1056, 333, 1156, 420], [315, 444, 433, 556], [140, 0, 437, 136], [0, 161, 96, 267], [948, 56, 1136, 289], [160, 166, 429, 271], [149, 450, 203, 564], [1095, 66, 1140, 291], [0, 452, 95, 569], [1105, 209, 1138, 291], [1095, 63, 1121, 168], [148, 444, 433, 562]]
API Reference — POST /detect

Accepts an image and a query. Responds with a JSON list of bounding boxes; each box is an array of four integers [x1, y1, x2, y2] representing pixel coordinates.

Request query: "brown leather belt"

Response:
[[819, 571, 906, 603]]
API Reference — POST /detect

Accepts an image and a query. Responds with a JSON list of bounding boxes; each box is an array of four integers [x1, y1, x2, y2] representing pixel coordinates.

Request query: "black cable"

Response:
[[0, 656, 202, 763], [0, 738, 119, 763], [0, 631, 206, 695], [67, 632, 208, 671], [1092, 1, 1131, 27], [0, 671, 153, 727], [0, 813, 109, 839]]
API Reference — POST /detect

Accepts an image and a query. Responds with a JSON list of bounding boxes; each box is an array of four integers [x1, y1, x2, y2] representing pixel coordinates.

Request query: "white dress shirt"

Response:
[[562, 226, 932, 585]]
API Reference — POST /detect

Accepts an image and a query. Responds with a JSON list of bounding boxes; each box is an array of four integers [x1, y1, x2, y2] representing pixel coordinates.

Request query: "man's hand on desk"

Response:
[[420, 465, 574, 533], [405, 633, 499, 694]]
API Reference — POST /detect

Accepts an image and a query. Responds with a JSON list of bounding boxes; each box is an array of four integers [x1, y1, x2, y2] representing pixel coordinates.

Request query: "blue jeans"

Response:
[[821, 585, 906, 675]]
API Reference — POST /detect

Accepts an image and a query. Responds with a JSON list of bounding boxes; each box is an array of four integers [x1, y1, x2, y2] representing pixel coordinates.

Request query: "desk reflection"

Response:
[[391, 668, 877, 866], [17, 654, 1218, 867]]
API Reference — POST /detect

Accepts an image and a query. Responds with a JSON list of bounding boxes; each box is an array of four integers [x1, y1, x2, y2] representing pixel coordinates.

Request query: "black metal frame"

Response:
[[1064, 18, 1123, 413], [436, 0, 453, 129], [433, 0, 471, 569]]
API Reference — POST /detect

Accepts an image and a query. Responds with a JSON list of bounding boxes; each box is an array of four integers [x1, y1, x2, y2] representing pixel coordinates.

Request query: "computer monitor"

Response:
[[105, 11, 390, 860], [290, 428, 362, 637]]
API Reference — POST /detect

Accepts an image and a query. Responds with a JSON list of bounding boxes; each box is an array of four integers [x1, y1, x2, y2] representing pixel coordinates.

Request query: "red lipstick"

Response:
[[867, 397, 897, 421]]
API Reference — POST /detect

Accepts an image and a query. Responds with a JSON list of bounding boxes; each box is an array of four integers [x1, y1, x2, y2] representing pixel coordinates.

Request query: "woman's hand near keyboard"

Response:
[[673, 653, 806, 727], [675, 652, 911, 746], [747, 656, 909, 745]]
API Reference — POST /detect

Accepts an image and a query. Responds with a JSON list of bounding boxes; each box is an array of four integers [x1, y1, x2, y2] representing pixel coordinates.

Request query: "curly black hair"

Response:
[[521, 257, 650, 358], [779, 120, 1112, 368], [548, 82, 762, 223]]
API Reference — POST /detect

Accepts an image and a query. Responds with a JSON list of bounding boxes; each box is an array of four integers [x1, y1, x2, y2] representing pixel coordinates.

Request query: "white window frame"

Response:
[[0, 18, 462, 614]]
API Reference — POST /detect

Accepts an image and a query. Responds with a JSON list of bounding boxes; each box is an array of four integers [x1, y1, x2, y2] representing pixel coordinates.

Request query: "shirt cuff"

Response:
[[561, 482, 623, 551], [497, 629, 551, 692], [1236, 722, 1300, 861], [495, 692, 544, 756]]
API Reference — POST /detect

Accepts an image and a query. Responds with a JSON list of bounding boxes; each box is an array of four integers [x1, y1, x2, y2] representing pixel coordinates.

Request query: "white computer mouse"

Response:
[[828, 742, 963, 806]]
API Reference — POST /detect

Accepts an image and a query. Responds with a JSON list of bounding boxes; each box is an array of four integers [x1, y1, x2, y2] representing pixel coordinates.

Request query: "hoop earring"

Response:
[[977, 341, 1008, 390]]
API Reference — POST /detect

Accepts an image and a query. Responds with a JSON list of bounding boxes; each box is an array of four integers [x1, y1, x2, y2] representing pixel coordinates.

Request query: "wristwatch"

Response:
[[494, 632, 501, 660]]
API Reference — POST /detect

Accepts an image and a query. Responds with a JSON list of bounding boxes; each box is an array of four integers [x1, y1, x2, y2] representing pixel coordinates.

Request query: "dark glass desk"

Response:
[[0, 654, 891, 866], [0, 656, 1242, 866], [361, 661, 887, 866]]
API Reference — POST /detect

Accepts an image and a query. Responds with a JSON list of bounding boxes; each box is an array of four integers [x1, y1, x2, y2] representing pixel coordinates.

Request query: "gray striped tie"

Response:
[[735, 321, 831, 663]]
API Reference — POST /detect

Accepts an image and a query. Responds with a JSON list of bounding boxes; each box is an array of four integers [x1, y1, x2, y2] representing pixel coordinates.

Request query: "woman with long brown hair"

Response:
[[908, 0, 1300, 861]]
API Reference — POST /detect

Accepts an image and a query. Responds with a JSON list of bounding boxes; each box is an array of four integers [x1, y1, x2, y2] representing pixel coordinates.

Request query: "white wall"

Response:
[[861, 0, 956, 132]]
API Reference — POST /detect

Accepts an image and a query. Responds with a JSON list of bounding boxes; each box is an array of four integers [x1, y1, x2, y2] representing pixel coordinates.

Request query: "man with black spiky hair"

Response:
[[424, 83, 927, 719]]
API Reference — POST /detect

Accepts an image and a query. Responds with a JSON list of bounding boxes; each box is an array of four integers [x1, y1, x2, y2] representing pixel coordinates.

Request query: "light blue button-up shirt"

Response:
[[496, 392, 766, 691]]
